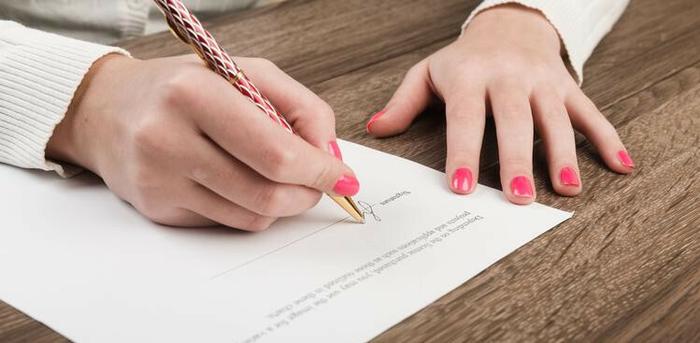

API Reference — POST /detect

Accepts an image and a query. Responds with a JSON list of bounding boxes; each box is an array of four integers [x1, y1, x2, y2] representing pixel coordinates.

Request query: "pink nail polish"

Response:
[[366, 110, 386, 133], [560, 167, 580, 186], [328, 140, 343, 160], [617, 150, 635, 168], [451, 168, 473, 194], [510, 176, 533, 198], [333, 175, 360, 196]]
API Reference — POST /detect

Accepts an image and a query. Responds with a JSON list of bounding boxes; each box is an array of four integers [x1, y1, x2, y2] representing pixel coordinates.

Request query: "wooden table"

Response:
[[1, 0, 698, 341]]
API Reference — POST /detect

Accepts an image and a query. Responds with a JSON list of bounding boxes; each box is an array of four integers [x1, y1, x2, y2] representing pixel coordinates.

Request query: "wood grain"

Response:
[[1, 0, 699, 341], [374, 61, 700, 342], [119, 0, 475, 85]]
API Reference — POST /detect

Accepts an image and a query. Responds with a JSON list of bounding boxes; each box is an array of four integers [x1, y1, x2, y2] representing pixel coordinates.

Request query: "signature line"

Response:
[[210, 216, 350, 280]]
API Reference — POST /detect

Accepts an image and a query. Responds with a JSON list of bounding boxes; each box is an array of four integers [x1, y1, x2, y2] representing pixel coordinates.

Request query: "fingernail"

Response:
[[510, 176, 533, 198], [451, 167, 473, 194], [328, 140, 343, 160], [617, 150, 635, 168], [333, 175, 360, 196], [366, 110, 386, 133], [560, 167, 580, 186]]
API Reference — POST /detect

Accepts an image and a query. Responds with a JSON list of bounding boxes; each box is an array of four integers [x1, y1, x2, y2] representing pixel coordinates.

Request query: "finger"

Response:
[[187, 136, 322, 217], [531, 87, 582, 196], [155, 209, 218, 227], [238, 58, 342, 160], [140, 206, 218, 228], [185, 74, 359, 196], [489, 83, 535, 204], [565, 89, 634, 174], [185, 184, 277, 232], [444, 86, 486, 195], [367, 59, 435, 137]]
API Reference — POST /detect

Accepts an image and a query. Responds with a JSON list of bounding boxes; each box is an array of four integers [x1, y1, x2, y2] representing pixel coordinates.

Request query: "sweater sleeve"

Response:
[[0, 20, 129, 176], [463, 0, 630, 84]]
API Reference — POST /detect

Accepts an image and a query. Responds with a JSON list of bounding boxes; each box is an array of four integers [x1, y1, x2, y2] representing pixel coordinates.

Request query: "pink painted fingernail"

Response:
[[333, 175, 360, 196], [328, 140, 343, 160], [617, 150, 635, 168], [560, 167, 580, 186], [510, 176, 533, 198], [366, 109, 386, 133], [451, 167, 473, 194]]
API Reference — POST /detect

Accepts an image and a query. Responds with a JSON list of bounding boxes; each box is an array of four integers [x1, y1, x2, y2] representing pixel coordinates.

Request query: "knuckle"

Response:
[[553, 109, 571, 123], [526, 61, 550, 78], [550, 73, 574, 92], [261, 146, 298, 180], [131, 119, 169, 159], [244, 214, 275, 232], [132, 190, 165, 222], [308, 101, 336, 127], [251, 57, 277, 70], [446, 102, 478, 122], [285, 189, 323, 216], [190, 165, 212, 185], [493, 61, 549, 86], [541, 106, 569, 122], [500, 157, 532, 171], [407, 60, 429, 77], [306, 191, 323, 210], [159, 69, 200, 107], [491, 74, 527, 91], [190, 164, 224, 187], [254, 185, 288, 217], [312, 159, 336, 190], [126, 165, 168, 217], [129, 163, 157, 192], [507, 55, 542, 73], [491, 59, 520, 76], [454, 59, 481, 76], [316, 101, 335, 120], [495, 102, 529, 120], [296, 96, 335, 121], [145, 210, 181, 227]]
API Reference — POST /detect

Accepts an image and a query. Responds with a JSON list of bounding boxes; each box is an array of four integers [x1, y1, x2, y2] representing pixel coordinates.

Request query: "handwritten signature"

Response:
[[357, 201, 382, 222]]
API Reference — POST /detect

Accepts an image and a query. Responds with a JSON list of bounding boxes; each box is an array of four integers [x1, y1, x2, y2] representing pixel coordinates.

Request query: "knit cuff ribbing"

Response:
[[0, 21, 129, 177], [463, 0, 629, 84], [119, 0, 149, 40]]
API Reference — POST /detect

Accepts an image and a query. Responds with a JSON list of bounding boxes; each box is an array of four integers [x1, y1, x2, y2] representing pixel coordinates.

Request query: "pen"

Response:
[[152, 0, 365, 223]]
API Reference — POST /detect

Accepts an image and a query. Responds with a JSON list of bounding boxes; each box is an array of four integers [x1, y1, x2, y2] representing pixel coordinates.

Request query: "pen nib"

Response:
[[329, 195, 365, 223]]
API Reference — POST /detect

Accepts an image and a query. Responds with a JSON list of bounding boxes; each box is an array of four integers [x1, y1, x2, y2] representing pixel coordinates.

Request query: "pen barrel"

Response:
[[153, 0, 364, 223], [153, 0, 294, 133]]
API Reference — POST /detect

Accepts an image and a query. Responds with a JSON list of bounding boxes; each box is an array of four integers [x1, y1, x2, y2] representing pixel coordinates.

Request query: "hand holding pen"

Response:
[[47, 55, 361, 229], [153, 0, 364, 222]]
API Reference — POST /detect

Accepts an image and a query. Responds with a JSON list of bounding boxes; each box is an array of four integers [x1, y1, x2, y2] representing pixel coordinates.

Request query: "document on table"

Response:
[[0, 140, 570, 342]]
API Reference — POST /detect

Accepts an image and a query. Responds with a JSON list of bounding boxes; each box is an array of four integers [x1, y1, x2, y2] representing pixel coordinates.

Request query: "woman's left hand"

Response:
[[366, 4, 634, 204]]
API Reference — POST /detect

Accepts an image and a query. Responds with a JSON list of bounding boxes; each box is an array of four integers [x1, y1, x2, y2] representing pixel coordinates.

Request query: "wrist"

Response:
[[46, 54, 128, 174], [465, 3, 562, 55]]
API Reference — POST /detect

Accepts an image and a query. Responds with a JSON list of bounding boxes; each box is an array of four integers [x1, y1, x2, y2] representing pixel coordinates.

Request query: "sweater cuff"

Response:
[[462, 0, 629, 84], [119, 0, 149, 40], [0, 22, 129, 177]]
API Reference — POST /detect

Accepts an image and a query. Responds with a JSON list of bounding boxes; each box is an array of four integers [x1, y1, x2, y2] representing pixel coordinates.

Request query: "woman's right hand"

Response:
[[47, 54, 359, 230]]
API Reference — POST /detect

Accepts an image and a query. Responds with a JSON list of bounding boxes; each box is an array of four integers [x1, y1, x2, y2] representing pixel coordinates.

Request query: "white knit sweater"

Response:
[[0, 0, 630, 176]]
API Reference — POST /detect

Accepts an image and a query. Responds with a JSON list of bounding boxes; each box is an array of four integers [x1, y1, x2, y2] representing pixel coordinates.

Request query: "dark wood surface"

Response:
[[2, 0, 699, 341]]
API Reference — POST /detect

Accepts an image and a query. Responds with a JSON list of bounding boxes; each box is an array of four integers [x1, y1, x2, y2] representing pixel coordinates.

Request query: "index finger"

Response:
[[183, 67, 360, 197], [238, 58, 341, 159]]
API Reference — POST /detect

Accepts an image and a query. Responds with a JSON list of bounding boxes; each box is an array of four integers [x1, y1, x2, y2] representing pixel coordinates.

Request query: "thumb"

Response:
[[293, 138, 360, 197], [366, 59, 435, 137]]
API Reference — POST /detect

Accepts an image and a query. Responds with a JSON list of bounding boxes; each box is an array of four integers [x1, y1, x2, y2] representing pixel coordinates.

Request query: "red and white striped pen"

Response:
[[152, 0, 364, 223]]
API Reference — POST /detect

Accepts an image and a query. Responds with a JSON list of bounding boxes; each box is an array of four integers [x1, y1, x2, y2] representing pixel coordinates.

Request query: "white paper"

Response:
[[0, 140, 570, 342]]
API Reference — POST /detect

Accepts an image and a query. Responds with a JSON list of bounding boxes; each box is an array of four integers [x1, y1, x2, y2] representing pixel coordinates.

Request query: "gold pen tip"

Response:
[[329, 195, 365, 224]]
